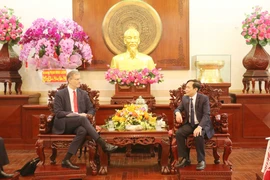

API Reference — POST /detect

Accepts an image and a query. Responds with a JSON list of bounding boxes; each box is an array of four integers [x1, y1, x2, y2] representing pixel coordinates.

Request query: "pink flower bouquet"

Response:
[[0, 7, 24, 46], [105, 68, 164, 86], [241, 6, 270, 46], [19, 18, 92, 70]]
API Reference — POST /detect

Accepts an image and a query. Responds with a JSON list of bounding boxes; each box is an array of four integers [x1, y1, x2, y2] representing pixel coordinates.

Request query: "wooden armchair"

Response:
[[35, 84, 100, 175], [169, 83, 232, 173]]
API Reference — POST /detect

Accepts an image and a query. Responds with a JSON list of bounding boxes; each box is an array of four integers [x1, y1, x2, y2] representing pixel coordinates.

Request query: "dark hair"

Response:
[[186, 79, 201, 91], [67, 70, 80, 82]]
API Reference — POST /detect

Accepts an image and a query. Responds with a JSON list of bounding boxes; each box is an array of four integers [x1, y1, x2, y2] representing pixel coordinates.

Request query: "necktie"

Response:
[[190, 98, 195, 127], [73, 90, 78, 113]]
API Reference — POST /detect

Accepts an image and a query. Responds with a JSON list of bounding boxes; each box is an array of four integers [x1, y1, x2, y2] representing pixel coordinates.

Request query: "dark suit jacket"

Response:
[[52, 87, 95, 134], [174, 93, 214, 139]]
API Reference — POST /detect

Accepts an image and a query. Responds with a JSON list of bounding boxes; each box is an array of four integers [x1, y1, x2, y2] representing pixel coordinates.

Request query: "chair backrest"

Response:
[[169, 83, 228, 134], [47, 83, 100, 113], [39, 83, 100, 134]]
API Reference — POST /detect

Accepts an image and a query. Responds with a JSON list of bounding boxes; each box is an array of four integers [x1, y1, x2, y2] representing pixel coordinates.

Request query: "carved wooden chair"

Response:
[[35, 84, 100, 175], [169, 83, 232, 173]]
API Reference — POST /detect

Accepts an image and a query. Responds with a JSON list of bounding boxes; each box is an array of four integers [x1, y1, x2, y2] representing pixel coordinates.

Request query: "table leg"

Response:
[[259, 81, 262, 93], [8, 82, 12, 95], [265, 80, 269, 93], [4, 82, 7, 95], [242, 79, 247, 93], [251, 79, 255, 93], [160, 137, 170, 174]]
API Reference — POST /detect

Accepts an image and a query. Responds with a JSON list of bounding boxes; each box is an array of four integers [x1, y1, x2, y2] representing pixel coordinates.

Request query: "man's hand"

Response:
[[86, 114, 93, 119], [193, 126, 202, 137], [175, 112, 183, 124]]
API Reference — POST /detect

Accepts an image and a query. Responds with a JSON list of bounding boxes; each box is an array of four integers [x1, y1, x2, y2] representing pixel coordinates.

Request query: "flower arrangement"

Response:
[[241, 6, 270, 46], [105, 104, 157, 130], [19, 18, 92, 70], [0, 7, 24, 46], [105, 68, 164, 86]]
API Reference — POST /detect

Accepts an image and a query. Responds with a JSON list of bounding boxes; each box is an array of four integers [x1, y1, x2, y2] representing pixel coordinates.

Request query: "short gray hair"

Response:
[[67, 70, 80, 82]]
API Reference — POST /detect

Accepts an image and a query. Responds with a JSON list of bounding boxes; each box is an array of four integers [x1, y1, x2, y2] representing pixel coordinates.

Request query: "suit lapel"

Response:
[[64, 88, 72, 111]]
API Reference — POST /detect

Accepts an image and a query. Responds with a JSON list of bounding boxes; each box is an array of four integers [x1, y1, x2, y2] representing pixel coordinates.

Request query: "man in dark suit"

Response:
[[53, 70, 118, 169], [0, 137, 14, 178], [174, 79, 214, 170]]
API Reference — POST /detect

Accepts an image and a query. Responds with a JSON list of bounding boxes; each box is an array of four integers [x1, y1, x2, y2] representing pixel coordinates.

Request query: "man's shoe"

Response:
[[61, 160, 80, 169], [103, 143, 118, 153], [196, 161, 206, 170], [174, 158, 191, 168], [0, 170, 13, 178]]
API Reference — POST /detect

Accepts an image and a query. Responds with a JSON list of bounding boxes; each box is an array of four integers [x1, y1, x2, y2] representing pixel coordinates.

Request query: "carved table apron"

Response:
[[98, 129, 170, 175]]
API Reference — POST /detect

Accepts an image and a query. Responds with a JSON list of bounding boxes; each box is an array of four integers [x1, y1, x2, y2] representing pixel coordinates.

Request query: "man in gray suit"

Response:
[[0, 137, 14, 178], [53, 70, 118, 169], [174, 79, 214, 170]]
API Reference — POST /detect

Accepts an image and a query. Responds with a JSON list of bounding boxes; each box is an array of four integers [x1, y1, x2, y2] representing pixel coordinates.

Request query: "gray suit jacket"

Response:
[[52, 87, 95, 134], [174, 93, 214, 139]]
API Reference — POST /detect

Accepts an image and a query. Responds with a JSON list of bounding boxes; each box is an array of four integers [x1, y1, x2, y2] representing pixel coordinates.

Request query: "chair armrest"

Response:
[[213, 113, 229, 134], [39, 114, 54, 134]]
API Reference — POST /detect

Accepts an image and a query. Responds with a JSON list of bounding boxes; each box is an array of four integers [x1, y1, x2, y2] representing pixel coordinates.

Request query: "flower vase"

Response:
[[242, 44, 270, 93], [0, 43, 22, 71], [242, 44, 270, 71], [0, 43, 22, 94]]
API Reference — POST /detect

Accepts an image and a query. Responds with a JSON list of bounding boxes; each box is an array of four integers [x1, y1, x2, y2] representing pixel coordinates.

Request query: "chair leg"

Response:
[[78, 147, 83, 158], [170, 137, 178, 174], [212, 146, 220, 164], [50, 145, 57, 164]]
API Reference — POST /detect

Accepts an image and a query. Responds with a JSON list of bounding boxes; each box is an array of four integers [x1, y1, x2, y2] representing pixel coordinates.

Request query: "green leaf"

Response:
[[259, 40, 267, 46]]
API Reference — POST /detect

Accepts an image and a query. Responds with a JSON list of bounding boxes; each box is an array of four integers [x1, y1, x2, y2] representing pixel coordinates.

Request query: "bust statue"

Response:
[[110, 28, 156, 71]]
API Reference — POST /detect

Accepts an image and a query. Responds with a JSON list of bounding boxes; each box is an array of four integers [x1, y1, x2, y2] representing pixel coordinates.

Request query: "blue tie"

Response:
[[190, 98, 195, 127]]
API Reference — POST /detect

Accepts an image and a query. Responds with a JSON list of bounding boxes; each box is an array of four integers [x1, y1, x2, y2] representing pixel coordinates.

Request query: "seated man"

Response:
[[110, 27, 156, 71], [53, 70, 118, 169], [0, 137, 14, 178], [174, 79, 214, 170]]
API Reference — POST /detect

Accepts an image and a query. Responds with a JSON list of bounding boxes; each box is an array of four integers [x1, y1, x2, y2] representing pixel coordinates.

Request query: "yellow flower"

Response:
[[107, 104, 157, 130]]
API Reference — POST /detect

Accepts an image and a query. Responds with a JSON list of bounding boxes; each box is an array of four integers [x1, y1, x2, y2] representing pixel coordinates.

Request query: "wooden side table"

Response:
[[0, 71, 22, 95], [242, 70, 269, 93], [98, 129, 170, 175]]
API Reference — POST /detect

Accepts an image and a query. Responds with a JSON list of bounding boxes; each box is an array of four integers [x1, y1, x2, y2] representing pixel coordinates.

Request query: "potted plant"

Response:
[[241, 6, 270, 71]]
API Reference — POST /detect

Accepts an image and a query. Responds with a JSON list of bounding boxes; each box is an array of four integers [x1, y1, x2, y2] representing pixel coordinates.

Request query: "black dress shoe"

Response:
[[61, 160, 80, 169], [0, 170, 14, 178], [174, 158, 191, 168], [196, 161, 206, 170], [103, 143, 118, 153]]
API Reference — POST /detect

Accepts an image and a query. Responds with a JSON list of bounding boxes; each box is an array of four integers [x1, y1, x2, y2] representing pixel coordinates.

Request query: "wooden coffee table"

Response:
[[98, 128, 171, 174]]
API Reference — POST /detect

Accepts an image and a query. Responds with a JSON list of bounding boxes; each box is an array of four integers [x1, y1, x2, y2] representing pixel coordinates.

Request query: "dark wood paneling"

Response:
[[235, 94, 270, 147], [1, 94, 270, 148], [22, 105, 50, 144], [0, 95, 30, 143], [72, 0, 189, 70]]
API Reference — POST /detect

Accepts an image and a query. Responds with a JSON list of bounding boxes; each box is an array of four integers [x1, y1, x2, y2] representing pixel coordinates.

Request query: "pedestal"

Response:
[[242, 70, 270, 93], [178, 164, 232, 180], [111, 84, 156, 105], [0, 71, 22, 95]]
